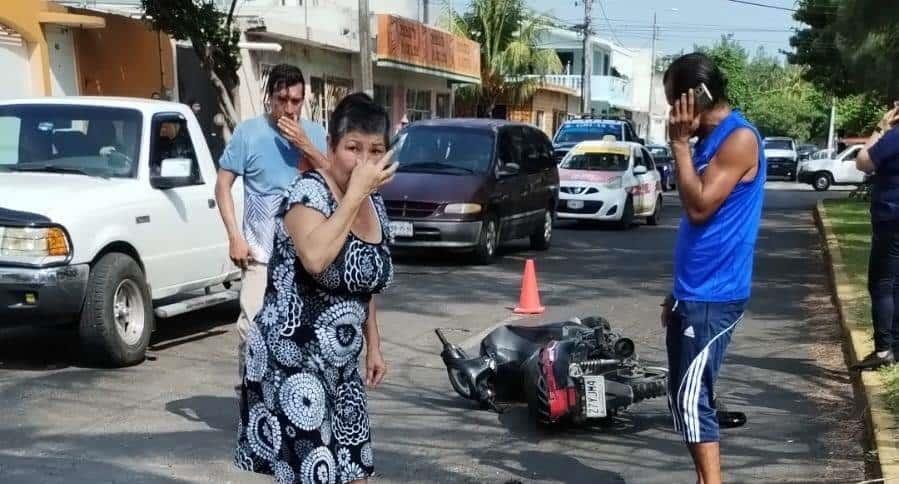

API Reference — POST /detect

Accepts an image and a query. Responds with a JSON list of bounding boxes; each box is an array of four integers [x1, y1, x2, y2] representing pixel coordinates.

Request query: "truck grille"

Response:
[[385, 200, 439, 218]]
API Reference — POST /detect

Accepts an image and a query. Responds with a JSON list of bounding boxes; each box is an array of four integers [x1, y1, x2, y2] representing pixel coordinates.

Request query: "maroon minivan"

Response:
[[380, 119, 559, 264]]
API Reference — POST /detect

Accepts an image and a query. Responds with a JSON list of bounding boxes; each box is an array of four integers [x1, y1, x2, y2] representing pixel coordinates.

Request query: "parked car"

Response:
[[551, 117, 643, 164], [796, 143, 818, 161], [556, 140, 663, 228], [0, 97, 242, 366], [798, 144, 865, 191], [646, 144, 674, 191], [763, 137, 799, 181], [380, 119, 559, 264]]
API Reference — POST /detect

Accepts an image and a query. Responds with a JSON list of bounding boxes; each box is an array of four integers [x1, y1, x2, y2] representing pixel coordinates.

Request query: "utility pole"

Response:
[[358, 0, 373, 97], [581, 0, 593, 114], [827, 96, 836, 153], [646, 11, 657, 140]]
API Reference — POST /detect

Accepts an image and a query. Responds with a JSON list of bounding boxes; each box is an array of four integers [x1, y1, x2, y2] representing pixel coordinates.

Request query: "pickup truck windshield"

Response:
[[0, 104, 142, 178], [764, 139, 794, 151]]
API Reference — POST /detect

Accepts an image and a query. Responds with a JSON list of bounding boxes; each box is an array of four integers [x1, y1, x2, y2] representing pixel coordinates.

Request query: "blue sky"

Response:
[[524, 0, 801, 60]]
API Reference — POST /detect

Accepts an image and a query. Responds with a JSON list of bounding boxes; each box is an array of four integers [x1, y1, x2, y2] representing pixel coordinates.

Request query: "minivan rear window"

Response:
[[393, 126, 495, 175]]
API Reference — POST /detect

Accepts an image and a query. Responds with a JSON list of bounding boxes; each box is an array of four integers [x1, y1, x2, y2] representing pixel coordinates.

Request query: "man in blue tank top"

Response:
[[660, 53, 765, 484]]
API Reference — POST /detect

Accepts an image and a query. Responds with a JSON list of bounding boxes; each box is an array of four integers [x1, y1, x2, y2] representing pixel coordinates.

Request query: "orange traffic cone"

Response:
[[514, 259, 545, 314]]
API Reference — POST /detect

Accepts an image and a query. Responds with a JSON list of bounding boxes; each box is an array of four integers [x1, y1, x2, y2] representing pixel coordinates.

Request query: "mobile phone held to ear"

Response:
[[694, 83, 714, 111], [381, 147, 398, 170]]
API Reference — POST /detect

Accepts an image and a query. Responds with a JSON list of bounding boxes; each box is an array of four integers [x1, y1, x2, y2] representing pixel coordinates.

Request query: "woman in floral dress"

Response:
[[235, 92, 398, 484]]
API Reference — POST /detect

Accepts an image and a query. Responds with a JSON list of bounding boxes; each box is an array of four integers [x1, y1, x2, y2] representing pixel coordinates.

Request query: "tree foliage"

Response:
[[788, 0, 899, 101], [141, 0, 241, 136], [442, 0, 562, 116]]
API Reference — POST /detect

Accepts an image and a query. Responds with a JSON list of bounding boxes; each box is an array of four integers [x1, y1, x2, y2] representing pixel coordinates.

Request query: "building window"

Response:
[[535, 110, 545, 131], [309, 77, 326, 125], [374, 84, 392, 121], [326, 77, 353, 126], [435, 93, 450, 118], [406, 89, 432, 121]]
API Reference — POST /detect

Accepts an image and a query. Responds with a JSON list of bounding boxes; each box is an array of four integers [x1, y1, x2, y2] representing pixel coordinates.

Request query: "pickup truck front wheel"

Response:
[[79, 253, 153, 367]]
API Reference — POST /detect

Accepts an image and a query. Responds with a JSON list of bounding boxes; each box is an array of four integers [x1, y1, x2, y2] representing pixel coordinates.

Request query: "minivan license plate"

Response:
[[390, 221, 413, 238], [567, 200, 584, 210], [582, 375, 606, 418]]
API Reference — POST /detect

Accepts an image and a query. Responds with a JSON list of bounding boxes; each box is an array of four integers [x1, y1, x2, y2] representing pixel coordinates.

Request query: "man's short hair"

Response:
[[265, 64, 306, 99]]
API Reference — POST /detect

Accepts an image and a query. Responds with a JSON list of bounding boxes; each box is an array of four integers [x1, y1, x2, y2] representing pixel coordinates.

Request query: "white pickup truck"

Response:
[[0, 97, 243, 366], [798, 144, 865, 191]]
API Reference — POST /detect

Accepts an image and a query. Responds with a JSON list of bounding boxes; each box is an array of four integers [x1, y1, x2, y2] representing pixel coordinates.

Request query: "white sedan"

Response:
[[556, 140, 663, 228]]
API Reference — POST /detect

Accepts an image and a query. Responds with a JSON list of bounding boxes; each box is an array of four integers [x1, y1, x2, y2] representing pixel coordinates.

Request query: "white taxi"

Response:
[[557, 140, 663, 228]]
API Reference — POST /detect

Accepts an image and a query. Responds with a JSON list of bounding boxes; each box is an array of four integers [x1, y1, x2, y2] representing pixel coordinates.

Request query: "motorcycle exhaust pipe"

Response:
[[574, 359, 621, 374]]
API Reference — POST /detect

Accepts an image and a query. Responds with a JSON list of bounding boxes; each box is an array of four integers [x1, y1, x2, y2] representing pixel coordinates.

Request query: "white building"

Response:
[[529, 28, 635, 117], [220, 0, 480, 131], [627, 48, 669, 145], [59, 0, 480, 135]]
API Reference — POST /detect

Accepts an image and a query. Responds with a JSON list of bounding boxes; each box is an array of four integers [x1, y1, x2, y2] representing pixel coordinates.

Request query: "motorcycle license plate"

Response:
[[389, 221, 413, 238], [583, 375, 607, 418]]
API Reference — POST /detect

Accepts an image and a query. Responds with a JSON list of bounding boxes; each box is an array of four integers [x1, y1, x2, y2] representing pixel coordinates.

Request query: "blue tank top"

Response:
[[673, 110, 766, 302]]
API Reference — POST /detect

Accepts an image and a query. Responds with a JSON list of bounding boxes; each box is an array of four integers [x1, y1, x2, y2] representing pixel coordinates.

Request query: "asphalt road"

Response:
[[0, 182, 867, 483]]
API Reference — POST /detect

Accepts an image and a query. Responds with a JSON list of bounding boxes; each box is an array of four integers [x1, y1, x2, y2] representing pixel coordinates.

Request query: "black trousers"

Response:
[[869, 223, 899, 352]]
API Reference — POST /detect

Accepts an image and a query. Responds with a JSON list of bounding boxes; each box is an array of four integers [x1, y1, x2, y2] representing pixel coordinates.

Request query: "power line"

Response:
[[597, 0, 628, 47], [725, 0, 796, 11]]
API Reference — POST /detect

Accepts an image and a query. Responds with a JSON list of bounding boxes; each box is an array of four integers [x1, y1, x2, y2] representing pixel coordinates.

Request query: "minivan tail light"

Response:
[[444, 203, 482, 215]]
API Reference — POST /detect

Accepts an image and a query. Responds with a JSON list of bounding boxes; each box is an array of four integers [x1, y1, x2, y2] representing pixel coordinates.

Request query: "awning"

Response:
[[374, 58, 481, 85], [39, 11, 106, 29]]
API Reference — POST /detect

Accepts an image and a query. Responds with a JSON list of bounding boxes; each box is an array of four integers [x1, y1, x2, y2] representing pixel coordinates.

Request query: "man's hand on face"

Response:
[[278, 114, 312, 151], [668, 88, 701, 145]]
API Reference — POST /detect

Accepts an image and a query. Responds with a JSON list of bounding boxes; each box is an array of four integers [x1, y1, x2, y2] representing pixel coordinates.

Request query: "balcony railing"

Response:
[[520, 74, 632, 109]]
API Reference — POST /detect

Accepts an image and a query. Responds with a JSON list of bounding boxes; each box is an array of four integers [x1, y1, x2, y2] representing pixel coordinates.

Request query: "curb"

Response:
[[815, 200, 899, 481]]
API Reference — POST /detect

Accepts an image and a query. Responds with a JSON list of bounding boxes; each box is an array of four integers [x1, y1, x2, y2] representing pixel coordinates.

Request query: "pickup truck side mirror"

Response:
[[498, 162, 520, 178], [151, 158, 195, 190]]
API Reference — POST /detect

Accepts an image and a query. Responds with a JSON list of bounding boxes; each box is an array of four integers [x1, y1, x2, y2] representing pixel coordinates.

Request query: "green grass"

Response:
[[824, 199, 899, 415], [824, 199, 872, 325]]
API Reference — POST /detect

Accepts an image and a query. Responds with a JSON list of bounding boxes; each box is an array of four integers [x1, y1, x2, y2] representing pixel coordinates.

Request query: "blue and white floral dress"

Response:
[[235, 170, 394, 484]]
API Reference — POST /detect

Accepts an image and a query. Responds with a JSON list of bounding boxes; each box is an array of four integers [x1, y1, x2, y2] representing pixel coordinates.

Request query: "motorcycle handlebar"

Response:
[[435, 328, 451, 348]]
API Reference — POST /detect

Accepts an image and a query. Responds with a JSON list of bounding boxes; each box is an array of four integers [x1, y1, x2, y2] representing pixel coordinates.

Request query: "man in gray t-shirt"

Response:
[[215, 64, 329, 381]]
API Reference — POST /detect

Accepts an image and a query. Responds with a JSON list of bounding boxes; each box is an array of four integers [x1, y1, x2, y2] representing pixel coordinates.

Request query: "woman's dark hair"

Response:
[[328, 92, 390, 149], [265, 64, 305, 100], [663, 52, 728, 107]]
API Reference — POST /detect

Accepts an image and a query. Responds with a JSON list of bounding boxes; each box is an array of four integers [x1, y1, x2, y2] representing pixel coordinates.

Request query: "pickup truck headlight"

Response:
[[0, 226, 71, 265]]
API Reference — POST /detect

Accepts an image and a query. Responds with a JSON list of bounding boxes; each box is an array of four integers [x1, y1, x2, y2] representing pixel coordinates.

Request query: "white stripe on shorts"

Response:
[[675, 313, 744, 443]]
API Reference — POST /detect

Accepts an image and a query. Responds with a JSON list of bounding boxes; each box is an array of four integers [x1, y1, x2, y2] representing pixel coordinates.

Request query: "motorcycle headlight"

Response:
[[0, 226, 71, 265], [604, 176, 623, 189], [444, 203, 482, 215]]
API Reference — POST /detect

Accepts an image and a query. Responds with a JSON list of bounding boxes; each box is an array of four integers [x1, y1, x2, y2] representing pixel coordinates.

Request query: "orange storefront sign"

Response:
[[376, 14, 480, 80]]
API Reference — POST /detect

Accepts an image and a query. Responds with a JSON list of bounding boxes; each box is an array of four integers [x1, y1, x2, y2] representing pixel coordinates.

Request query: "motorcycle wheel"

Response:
[[612, 366, 668, 403], [522, 351, 553, 425]]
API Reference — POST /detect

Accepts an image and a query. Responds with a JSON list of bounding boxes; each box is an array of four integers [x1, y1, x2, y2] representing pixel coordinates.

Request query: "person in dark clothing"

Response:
[[853, 102, 899, 370]]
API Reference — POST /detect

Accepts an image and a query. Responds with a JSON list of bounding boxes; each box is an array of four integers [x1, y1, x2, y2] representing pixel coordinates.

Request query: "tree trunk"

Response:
[[208, 69, 240, 143]]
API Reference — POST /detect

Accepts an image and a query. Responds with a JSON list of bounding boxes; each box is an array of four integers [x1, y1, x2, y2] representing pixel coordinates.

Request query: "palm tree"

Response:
[[443, 0, 563, 117]]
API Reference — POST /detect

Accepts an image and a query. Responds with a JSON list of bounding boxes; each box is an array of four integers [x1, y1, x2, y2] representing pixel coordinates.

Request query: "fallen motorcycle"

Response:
[[435, 316, 668, 424]]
